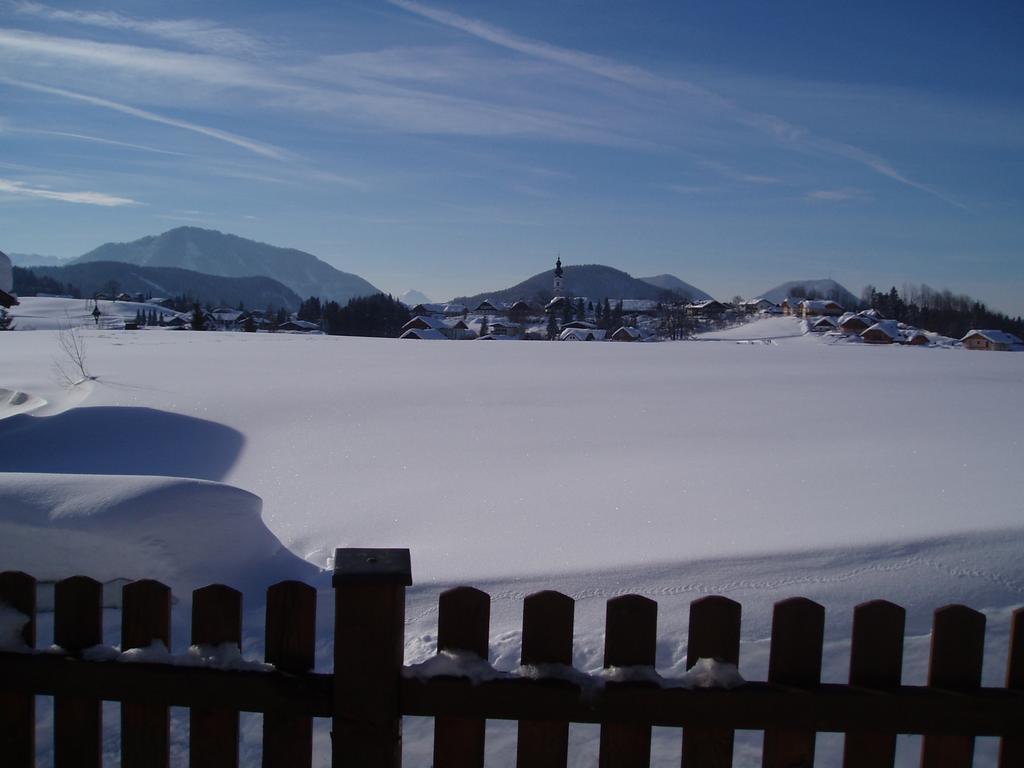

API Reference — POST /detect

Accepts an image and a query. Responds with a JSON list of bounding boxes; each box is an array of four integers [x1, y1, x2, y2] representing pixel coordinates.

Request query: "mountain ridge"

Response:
[[71, 227, 379, 304], [759, 278, 859, 306]]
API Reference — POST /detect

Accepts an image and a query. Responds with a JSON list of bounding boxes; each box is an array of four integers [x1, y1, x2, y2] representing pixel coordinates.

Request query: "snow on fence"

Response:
[[1, 548, 1023, 768]]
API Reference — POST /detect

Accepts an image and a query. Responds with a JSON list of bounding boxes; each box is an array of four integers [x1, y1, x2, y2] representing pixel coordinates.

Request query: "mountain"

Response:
[[20, 262, 302, 310], [638, 274, 713, 302], [71, 227, 380, 305], [759, 279, 859, 307], [399, 289, 432, 307], [454, 264, 709, 306], [9, 252, 68, 267]]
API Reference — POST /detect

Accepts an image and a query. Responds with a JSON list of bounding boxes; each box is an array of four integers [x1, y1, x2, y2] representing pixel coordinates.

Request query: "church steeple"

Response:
[[553, 256, 564, 296]]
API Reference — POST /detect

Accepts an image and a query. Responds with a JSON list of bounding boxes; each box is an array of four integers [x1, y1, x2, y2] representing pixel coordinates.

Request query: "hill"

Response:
[[759, 278, 859, 307], [399, 289, 432, 306], [454, 264, 708, 306], [20, 262, 302, 310], [637, 274, 713, 302], [8, 252, 67, 267], [71, 227, 379, 305]]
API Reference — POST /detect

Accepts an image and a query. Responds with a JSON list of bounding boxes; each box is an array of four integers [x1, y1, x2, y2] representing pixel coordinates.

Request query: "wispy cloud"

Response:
[[0, 177, 138, 205], [17, 128, 187, 156], [387, 0, 961, 208], [700, 160, 783, 185], [10, 1, 267, 56], [1, 78, 293, 160], [804, 188, 864, 202]]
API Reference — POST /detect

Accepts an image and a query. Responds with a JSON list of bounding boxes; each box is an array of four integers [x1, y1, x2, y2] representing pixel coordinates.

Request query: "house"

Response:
[[488, 321, 521, 337], [442, 303, 467, 317], [474, 299, 505, 314], [400, 328, 447, 340], [544, 296, 570, 314], [685, 299, 727, 316], [561, 320, 597, 330], [861, 320, 902, 344], [609, 326, 652, 342], [904, 331, 930, 346], [278, 320, 320, 333], [809, 316, 838, 332], [559, 328, 607, 341], [402, 315, 448, 333], [410, 303, 446, 316], [740, 298, 776, 313], [837, 313, 873, 334], [799, 299, 844, 317], [444, 318, 477, 340], [781, 298, 796, 316], [959, 329, 1024, 351]]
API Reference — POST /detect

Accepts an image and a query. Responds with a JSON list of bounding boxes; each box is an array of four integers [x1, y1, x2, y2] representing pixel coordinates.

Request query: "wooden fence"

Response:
[[1, 547, 1022, 767]]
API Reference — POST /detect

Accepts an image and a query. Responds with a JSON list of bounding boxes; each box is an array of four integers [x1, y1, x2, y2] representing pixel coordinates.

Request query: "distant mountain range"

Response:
[[399, 289, 432, 306], [71, 227, 379, 305], [759, 279, 859, 307], [454, 264, 712, 306], [21, 261, 302, 311], [637, 274, 713, 302], [9, 252, 68, 268]]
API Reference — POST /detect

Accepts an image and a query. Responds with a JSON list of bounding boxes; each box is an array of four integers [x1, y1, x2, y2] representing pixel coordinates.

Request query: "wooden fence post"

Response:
[[516, 590, 575, 768], [190, 584, 243, 768], [842, 600, 904, 768], [433, 586, 491, 768], [263, 580, 317, 768], [599, 594, 658, 768], [762, 597, 824, 768], [999, 607, 1024, 768], [332, 548, 411, 768], [682, 595, 741, 768], [54, 575, 103, 768], [921, 605, 986, 768], [0, 571, 36, 768], [121, 580, 172, 768]]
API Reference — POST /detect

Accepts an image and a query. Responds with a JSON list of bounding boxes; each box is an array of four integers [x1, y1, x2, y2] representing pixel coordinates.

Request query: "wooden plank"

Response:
[[842, 600, 904, 768], [262, 581, 316, 768], [190, 584, 242, 768], [682, 595, 741, 768], [762, 597, 824, 768], [54, 576, 103, 768], [516, 590, 575, 768], [2, 650, 1023, 734], [999, 607, 1024, 768], [921, 605, 986, 768], [599, 594, 657, 768], [121, 580, 172, 768], [332, 548, 411, 768], [433, 586, 491, 768], [0, 571, 36, 768]]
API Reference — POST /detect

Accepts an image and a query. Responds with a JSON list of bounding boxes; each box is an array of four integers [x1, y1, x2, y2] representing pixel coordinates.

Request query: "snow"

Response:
[[0, 602, 30, 650], [1, 313, 1023, 766], [7, 296, 178, 331]]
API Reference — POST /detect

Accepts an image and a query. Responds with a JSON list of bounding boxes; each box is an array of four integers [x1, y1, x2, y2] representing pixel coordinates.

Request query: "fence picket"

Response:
[[762, 597, 824, 768], [332, 548, 411, 768], [998, 607, 1024, 767], [262, 580, 316, 768], [54, 576, 103, 768], [682, 595, 741, 768], [190, 584, 243, 768], [0, 571, 36, 768], [516, 590, 575, 768], [121, 580, 172, 768], [841, 600, 904, 768], [433, 586, 491, 768], [599, 595, 657, 768], [920, 605, 986, 768]]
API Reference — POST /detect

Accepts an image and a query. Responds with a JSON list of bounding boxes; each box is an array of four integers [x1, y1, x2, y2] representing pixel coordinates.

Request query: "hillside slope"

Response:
[[21, 262, 302, 310], [638, 274, 713, 301], [455, 264, 707, 305], [72, 227, 379, 304], [760, 278, 859, 306]]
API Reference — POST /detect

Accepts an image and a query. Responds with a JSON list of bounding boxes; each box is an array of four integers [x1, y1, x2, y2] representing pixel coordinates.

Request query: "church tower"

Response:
[[553, 257, 564, 297]]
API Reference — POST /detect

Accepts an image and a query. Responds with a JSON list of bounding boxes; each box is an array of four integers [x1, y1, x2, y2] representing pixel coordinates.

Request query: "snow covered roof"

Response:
[[811, 316, 838, 328], [686, 299, 723, 309], [442, 303, 466, 315], [400, 328, 447, 340], [562, 320, 596, 329], [800, 299, 843, 311], [411, 303, 446, 314], [279, 320, 320, 332], [611, 326, 648, 340], [402, 315, 448, 331], [961, 329, 1024, 345], [862, 320, 901, 340], [474, 299, 506, 312]]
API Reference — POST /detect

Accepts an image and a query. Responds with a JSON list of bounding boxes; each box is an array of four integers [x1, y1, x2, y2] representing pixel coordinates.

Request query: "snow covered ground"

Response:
[[1, 306, 1022, 766]]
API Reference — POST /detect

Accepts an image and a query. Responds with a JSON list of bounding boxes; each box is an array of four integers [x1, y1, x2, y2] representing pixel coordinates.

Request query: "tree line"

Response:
[[861, 284, 1024, 340]]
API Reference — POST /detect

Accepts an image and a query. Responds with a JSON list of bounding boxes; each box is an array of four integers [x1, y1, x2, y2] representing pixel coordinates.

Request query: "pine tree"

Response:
[[243, 315, 256, 333], [546, 313, 559, 340], [190, 304, 206, 331], [479, 315, 489, 337], [574, 298, 585, 320]]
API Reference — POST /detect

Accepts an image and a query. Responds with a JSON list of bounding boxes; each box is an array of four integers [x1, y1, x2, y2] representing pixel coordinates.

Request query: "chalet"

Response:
[[861, 320, 902, 344], [809, 316, 838, 332], [799, 299, 844, 317], [402, 315, 448, 333], [561, 320, 597, 330], [544, 296, 570, 314], [904, 331, 930, 346], [780, 298, 795, 316], [488, 321, 521, 338], [959, 329, 1024, 351], [278, 320, 320, 333], [609, 326, 651, 342], [836, 313, 873, 334], [410, 303, 445, 316], [400, 328, 447, 340], [444, 318, 476, 340], [442, 303, 467, 316], [0, 288, 18, 309], [685, 299, 727, 316], [166, 315, 188, 328], [740, 298, 776, 313], [474, 299, 505, 314], [559, 328, 607, 341]]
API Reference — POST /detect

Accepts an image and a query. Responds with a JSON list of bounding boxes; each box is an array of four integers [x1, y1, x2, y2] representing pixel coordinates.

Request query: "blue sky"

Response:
[[1, 0, 1022, 312]]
